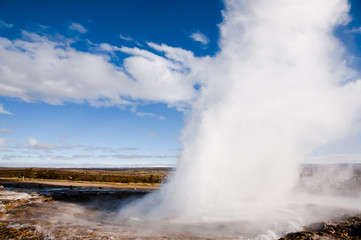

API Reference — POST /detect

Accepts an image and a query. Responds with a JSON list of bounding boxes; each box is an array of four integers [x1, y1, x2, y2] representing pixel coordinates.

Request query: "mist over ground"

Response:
[[117, 0, 361, 239], [1, 164, 361, 239]]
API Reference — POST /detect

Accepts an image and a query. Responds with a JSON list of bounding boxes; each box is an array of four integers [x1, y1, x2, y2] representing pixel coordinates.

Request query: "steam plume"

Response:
[[120, 0, 361, 237]]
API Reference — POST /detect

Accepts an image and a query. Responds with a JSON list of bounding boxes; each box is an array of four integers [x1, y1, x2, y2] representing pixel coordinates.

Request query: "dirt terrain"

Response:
[[0, 186, 360, 240], [280, 215, 361, 239], [0, 165, 360, 239], [0, 186, 223, 239], [0, 178, 159, 190]]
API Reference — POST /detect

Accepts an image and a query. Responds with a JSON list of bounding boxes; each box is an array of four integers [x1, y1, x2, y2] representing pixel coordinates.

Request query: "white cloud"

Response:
[[190, 31, 209, 45], [61, 144, 137, 153], [146, 132, 159, 137], [2, 155, 23, 160], [27, 136, 56, 150], [68, 22, 87, 33], [0, 20, 14, 28], [120, 34, 134, 42], [0, 138, 7, 148], [308, 154, 361, 164], [18, 138, 139, 155], [0, 128, 12, 133], [42, 154, 70, 160], [0, 32, 202, 108], [136, 111, 166, 120], [0, 104, 14, 115], [118, 147, 137, 151], [119, 34, 142, 46], [97, 153, 177, 159], [136, 112, 156, 117], [72, 154, 93, 159], [346, 26, 361, 34]]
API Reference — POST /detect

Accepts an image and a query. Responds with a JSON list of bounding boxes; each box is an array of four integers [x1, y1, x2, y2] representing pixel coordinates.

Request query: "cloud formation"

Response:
[[97, 153, 176, 159], [310, 154, 361, 163], [0, 104, 14, 115], [0, 138, 7, 148], [15, 137, 138, 154], [68, 22, 87, 33], [2, 155, 23, 160], [136, 112, 156, 117], [0, 135, 167, 166], [119, 34, 135, 42], [0, 20, 14, 28], [0, 32, 203, 108], [136, 111, 165, 120], [145, 132, 159, 137], [0, 129, 12, 133], [190, 31, 210, 45], [27, 136, 56, 150], [346, 26, 361, 34]]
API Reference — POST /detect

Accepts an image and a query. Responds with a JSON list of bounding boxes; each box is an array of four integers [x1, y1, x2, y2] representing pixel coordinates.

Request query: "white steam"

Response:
[[119, 0, 361, 238]]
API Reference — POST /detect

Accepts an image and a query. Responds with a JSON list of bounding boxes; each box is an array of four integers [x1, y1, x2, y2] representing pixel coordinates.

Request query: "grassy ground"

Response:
[[0, 167, 172, 190]]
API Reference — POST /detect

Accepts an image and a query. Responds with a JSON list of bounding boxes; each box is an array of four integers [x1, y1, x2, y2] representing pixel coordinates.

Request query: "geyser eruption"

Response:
[[120, 0, 361, 237]]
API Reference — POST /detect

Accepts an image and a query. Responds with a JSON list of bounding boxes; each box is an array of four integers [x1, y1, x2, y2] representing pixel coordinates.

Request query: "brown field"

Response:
[[0, 167, 172, 177], [0, 167, 173, 190]]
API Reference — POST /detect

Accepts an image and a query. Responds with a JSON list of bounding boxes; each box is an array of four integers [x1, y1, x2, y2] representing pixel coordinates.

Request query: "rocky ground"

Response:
[[280, 215, 361, 239], [0, 180, 361, 239], [0, 189, 47, 239], [0, 185, 218, 239]]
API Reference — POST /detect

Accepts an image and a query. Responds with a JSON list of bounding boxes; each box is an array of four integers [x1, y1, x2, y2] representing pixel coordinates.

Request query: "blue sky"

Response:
[[0, 0, 361, 167]]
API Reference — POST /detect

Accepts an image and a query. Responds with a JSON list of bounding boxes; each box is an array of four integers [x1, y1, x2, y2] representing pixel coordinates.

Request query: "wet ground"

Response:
[[0, 183, 151, 239], [1, 166, 361, 240], [0, 183, 229, 239], [280, 215, 361, 239], [0, 187, 360, 240]]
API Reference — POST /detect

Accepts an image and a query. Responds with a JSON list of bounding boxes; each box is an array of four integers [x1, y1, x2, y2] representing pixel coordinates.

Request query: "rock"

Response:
[[280, 215, 361, 240], [0, 222, 43, 240], [279, 231, 316, 240]]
